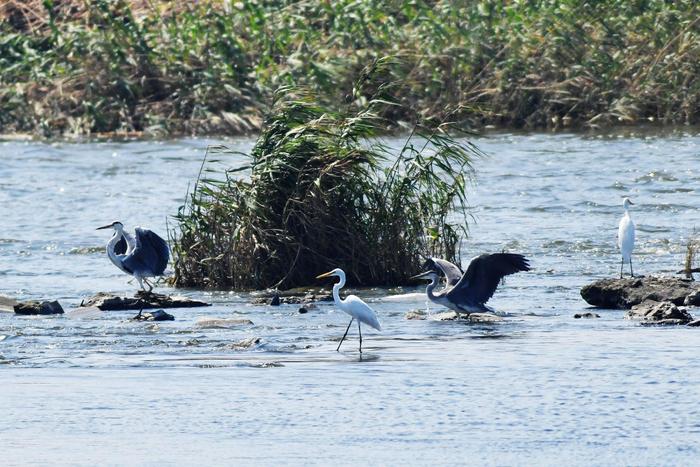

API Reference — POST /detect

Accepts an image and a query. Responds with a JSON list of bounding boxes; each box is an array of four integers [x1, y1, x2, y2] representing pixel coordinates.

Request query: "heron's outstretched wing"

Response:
[[425, 257, 463, 286], [446, 253, 530, 305], [122, 228, 170, 276]]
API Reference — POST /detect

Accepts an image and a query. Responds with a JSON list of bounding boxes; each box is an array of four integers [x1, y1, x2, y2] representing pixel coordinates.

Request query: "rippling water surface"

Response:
[[2, 131, 700, 465]]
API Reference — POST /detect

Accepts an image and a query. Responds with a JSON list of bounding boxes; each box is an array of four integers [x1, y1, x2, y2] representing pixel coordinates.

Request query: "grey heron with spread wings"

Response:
[[97, 221, 169, 292], [412, 254, 530, 317]]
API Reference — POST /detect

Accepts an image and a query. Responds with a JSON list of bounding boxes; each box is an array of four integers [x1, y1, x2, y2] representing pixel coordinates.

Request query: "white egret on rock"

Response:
[[617, 197, 636, 278], [412, 254, 530, 318], [316, 268, 381, 353], [97, 221, 170, 292]]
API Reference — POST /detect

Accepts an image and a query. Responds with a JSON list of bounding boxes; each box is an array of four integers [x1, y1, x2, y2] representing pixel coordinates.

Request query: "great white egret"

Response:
[[617, 197, 636, 278], [316, 268, 381, 353], [97, 221, 169, 291], [412, 254, 530, 318]]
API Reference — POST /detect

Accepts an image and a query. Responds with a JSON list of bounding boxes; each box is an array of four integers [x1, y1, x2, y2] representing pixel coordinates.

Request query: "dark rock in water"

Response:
[[684, 290, 700, 306], [581, 276, 700, 309], [131, 309, 175, 321], [81, 291, 210, 311], [626, 300, 693, 325], [574, 312, 600, 319], [298, 307, 309, 314], [251, 289, 333, 305], [14, 300, 64, 315], [687, 319, 700, 327]]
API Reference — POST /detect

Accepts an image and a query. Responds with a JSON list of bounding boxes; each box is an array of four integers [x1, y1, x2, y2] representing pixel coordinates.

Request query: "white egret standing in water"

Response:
[[617, 197, 635, 278], [316, 268, 381, 353], [412, 254, 530, 318], [97, 221, 170, 291]]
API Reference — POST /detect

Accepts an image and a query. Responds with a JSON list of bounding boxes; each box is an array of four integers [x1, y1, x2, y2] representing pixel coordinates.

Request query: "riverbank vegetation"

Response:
[[172, 76, 479, 289], [2, 0, 700, 137]]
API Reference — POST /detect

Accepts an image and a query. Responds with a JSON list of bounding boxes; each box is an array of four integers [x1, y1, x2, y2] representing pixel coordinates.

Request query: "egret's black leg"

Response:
[[337, 318, 353, 352], [630, 258, 634, 277], [620, 258, 624, 279], [358, 321, 363, 353]]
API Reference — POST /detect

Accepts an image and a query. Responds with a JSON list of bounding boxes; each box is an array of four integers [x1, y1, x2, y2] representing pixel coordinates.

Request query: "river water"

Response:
[[2, 130, 700, 465]]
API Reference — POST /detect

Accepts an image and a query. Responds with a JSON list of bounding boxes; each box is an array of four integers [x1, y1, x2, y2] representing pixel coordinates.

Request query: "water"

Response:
[[2, 131, 700, 465]]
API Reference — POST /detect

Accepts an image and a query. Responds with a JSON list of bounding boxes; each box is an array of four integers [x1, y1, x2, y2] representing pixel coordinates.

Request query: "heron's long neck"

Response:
[[107, 230, 125, 270], [425, 277, 440, 302], [333, 273, 346, 305]]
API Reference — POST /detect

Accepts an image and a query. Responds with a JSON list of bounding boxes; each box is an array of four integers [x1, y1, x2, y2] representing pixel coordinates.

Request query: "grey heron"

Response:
[[412, 254, 531, 318], [97, 221, 170, 292], [617, 197, 635, 278], [317, 268, 381, 353]]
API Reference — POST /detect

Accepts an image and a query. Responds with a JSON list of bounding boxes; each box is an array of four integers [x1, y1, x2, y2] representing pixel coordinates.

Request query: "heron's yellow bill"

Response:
[[316, 271, 334, 279]]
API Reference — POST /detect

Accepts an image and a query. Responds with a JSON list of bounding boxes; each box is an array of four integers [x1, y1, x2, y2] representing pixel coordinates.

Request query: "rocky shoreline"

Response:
[[581, 276, 700, 326]]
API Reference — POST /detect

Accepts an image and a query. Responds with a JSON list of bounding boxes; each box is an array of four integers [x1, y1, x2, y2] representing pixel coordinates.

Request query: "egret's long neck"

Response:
[[332, 271, 347, 305]]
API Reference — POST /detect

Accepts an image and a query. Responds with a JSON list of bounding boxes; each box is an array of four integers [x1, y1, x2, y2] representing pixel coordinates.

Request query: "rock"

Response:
[[581, 276, 700, 309], [0, 296, 19, 313], [298, 307, 309, 314], [432, 311, 502, 323], [625, 300, 693, 325], [405, 310, 427, 320], [269, 294, 281, 306], [14, 300, 64, 315], [195, 317, 254, 328], [684, 290, 700, 306], [251, 289, 333, 305], [131, 309, 174, 321], [574, 312, 600, 319], [80, 291, 210, 311], [687, 319, 700, 327], [227, 337, 261, 349]]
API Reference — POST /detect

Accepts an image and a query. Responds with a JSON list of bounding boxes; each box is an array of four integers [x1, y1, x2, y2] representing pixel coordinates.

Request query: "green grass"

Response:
[[172, 70, 480, 289], [2, 0, 700, 136]]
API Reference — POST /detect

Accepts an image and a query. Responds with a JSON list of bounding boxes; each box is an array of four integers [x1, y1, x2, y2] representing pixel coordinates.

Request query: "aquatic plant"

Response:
[[2, 0, 700, 136], [172, 73, 479, 289]]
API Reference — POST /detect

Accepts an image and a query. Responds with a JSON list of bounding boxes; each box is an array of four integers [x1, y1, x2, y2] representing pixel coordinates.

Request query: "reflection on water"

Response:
[[2, 131, 700, 464]]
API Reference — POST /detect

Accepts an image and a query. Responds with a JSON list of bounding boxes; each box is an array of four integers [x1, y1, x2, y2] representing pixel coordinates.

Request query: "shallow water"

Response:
[[2, 131, 700, 465]]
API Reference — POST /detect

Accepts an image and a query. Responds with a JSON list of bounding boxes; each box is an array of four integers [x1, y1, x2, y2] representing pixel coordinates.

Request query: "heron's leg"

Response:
[[136, 277, 145, 291], [337, 318, 353, 352], [630, 257, 634, 277], [358, 321, 363, 353], [143, 278, 154, 293]]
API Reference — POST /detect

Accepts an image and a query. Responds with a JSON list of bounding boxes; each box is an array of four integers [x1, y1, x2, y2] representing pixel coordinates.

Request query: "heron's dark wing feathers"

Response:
[[427, 257, 463, 286], [446, 253, 530, 305], [122, 228, 170, 276], [114, 236, 128, 255]]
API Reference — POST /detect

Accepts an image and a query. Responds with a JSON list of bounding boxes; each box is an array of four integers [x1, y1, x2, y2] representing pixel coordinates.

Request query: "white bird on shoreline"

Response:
[[316, 268, 381, 353], [617, 197, 636, 278], [97, 221, 170, 292]]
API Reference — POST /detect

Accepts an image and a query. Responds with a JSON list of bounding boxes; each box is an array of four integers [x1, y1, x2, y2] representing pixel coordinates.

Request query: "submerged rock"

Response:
[[80, 291, 210, 311], [195, 317, 254, 328], [625, 300, 693, 325], [226, 337, 261, 349], [574, 312, 601, 319], [131, 309, 175, 321], [14, 300, 65, 315], [580, 276, 700, 309], [687, 319, 700, 327]]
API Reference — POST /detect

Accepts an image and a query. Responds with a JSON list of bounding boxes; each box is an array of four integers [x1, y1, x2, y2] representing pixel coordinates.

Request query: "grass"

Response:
[[172, 68, 480, 289], [2, 0, 700, 137]]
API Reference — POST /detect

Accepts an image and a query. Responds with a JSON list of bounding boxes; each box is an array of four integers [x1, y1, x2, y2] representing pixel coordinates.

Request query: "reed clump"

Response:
[[2, 1, 700, 137], [173, 79, 478, 289]]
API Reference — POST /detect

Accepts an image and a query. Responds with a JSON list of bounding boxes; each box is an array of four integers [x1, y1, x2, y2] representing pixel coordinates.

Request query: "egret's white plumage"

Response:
[[617, 198, 636, 277], [316, 268, 381, 353]]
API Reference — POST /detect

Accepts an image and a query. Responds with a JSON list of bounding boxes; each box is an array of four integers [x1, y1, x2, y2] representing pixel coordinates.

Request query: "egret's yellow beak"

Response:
[[316, 271, 334, 279]]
